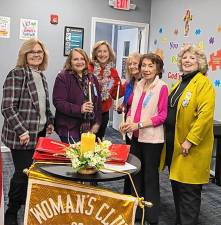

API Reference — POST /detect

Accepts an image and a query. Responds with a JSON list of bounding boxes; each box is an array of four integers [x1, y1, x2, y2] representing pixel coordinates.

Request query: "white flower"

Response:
[[65, 140, 111, 171]]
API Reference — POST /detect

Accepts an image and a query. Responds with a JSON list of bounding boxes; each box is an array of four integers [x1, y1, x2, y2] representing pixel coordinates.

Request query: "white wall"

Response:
[[149, 0, 221, 121]]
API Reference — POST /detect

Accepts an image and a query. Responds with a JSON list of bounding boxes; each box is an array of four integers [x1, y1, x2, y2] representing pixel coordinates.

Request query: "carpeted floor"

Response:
[[2, 127, 221, 225]]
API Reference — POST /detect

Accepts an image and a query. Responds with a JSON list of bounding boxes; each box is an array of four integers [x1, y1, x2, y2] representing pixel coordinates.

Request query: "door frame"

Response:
[[90, 17, 149, 54]]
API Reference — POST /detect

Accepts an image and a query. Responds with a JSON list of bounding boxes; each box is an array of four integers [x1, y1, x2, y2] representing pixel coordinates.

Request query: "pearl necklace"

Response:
[[170, 83, 183, 107]]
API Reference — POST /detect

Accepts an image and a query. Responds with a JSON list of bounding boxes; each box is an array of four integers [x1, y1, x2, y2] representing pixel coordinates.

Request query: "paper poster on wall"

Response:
[[19, 18, 38, 40], [63, 26, 84, 56], [0, 16, 10, 38]]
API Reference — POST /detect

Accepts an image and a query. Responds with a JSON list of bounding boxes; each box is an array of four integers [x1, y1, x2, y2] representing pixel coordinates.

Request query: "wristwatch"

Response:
[[138, 122, 144, 129]]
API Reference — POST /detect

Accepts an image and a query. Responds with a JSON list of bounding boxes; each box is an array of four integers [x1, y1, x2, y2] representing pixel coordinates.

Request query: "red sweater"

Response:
[[88, 64, 125, 112]]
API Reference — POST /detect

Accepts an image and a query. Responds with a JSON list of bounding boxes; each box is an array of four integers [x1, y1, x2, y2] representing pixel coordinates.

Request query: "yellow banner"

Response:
[[24, 165, 138, 225]]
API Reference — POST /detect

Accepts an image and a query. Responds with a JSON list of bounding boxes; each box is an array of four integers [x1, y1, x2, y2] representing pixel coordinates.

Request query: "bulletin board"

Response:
[[149, 4, 221, 121], [63, 26, 84, 56]]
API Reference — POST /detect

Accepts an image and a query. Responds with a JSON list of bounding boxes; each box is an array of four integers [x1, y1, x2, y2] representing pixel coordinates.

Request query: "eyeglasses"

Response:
[[27, 50, 44, 55]]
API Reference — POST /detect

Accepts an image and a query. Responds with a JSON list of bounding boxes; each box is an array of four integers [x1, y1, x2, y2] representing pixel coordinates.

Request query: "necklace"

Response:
[[170, 83, 183, 107]]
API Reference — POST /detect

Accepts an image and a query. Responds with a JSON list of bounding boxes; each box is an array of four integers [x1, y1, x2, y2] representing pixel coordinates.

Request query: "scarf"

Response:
[[93, 62, 114, 101], [73, 71, 95, 133]]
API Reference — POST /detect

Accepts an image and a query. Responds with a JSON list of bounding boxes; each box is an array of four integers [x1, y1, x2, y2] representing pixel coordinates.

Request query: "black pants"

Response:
[[96, 111, 109, 141], [171, 180, 202, 225], [124, 136, 163, 224], [125, 134, 131, 145], [7, 129, 46, 211], [8, 149, 35, 210]]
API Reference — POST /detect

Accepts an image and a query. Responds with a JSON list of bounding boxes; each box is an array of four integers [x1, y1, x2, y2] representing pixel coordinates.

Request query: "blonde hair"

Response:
[[64, 48, 89, 72], [177, 44, 208, 75], [91, 40, 115, 63], [126, 52, 141, 81], [16, 38, 48, 71]]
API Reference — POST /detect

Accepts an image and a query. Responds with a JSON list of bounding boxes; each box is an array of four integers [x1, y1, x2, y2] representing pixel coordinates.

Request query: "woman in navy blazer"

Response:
[[53, 48, 102, 143]]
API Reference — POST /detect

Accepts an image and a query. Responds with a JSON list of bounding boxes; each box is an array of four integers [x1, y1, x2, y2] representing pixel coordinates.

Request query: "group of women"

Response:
[[1, 37, 215, 225]]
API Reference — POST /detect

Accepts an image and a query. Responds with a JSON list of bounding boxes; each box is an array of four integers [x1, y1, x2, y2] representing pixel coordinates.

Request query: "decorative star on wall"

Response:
[[209, 37, 215, 44], [214, 80, 221, 87], [195, 28, 201, 35]]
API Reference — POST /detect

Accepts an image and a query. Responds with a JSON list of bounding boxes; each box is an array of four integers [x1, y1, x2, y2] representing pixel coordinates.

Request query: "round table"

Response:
[[36, 153, 141, 182]]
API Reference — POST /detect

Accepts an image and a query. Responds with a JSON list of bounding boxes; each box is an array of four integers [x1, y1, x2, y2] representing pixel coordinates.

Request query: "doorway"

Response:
[[90, 17, 149, 130]]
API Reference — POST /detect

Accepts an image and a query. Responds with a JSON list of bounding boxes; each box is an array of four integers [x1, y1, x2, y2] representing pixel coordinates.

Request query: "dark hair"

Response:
[[140, 53, 164, 78]]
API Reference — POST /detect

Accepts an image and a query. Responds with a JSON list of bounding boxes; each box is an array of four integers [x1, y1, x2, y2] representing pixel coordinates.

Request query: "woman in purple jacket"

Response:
[[53, 48, 102, 143]]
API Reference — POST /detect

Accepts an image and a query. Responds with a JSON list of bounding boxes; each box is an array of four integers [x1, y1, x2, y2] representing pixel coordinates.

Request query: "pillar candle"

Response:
[[80, 132, 96, 154], [115, 81, 120, 108], [88, 82, 92, 102]]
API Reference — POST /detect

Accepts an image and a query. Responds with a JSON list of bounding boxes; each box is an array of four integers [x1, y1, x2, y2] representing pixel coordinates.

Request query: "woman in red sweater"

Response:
[[88, 40, 124, 140]]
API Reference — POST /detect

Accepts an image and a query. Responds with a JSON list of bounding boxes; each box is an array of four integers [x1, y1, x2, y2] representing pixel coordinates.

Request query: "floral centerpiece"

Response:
[[65, 138, 111, 174]]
